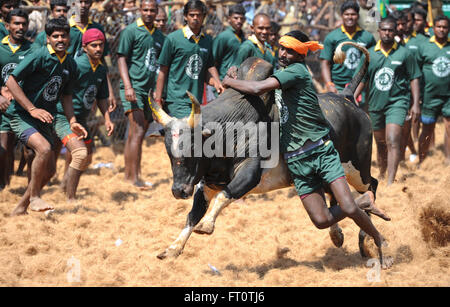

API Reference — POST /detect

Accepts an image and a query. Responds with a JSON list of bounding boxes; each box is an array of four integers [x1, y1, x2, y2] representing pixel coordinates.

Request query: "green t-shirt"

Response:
[[404, 32, 427, 99], [320, 26, 376, 89], [117, 18, 165, 93], [31, 30, 47, 50], [212, 26, 245, 80], [364, 41, 421, 112], [56, 53, 109, 120], [158, 27, 214, 118], [0, 21, 7, 40], [272, 62, 329, 153], [233, 35, 276, 68], [0, 35, 33, 86], [10, 44, 77, 115], [417, 36, 450, 99], [68, 16, 110, 58]]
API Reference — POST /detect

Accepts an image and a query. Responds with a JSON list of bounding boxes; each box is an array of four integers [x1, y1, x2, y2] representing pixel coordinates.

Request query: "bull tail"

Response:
[[333, 41, 370, 99]]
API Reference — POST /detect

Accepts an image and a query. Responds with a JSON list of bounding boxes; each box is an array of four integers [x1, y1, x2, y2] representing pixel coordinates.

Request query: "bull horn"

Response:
[[147, 91, 172, 127], [186, 91, 202, 128]]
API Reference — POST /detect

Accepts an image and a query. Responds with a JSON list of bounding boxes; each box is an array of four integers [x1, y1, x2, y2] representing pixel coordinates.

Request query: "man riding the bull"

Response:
[[222, 30, 393, 269]]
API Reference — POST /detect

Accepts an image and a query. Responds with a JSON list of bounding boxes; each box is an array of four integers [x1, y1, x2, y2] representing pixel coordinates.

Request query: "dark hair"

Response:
[[45, 17, 70, 36], [183, 0, 206, 16], [270, 21, 280, 33], [228, 4, 246, 16], [434, 15, 449, 25], [379, 16, 397, 27], [403, 8, 413, 17], [50, 0, 68, 10], [412, 7, 427, 20], [391, 9, 406, 21], [411, 1, 427, 11], [5, 8, 28, 23], [340, 1, 359, 15], [285, 30, 310, 42], [0, 0, 19, 7]]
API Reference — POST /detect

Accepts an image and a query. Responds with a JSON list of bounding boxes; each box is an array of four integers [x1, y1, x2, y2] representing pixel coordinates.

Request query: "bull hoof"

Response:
[[157, 247, 182, 260], [329, 224, 344, 248], [193, 220, 215, 235]]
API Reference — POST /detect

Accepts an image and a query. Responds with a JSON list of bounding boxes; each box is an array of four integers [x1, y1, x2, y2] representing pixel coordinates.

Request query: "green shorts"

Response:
[[53, 112, 92, 146], [421, 94, 450, 124], [286, 140, 345, 197], [164, 101, 192, 119], [369, 100, 409, 131], [120, 89, 153, 122], [9, 111, 55, 146], [0, 112, 12, 133]]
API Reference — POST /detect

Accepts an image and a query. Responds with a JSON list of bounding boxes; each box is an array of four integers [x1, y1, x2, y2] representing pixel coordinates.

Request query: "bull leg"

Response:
[[194, 191, 234, 235], [157, 182, 218, 260], [194, 158, 262, 235]]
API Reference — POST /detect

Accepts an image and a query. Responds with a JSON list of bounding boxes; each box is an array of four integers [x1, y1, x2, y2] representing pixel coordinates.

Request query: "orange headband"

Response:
[[278, 36, 323, 55]]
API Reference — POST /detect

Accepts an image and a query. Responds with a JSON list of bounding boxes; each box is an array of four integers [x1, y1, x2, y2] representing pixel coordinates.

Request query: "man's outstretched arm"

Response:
[[222, 75, 280, 96]]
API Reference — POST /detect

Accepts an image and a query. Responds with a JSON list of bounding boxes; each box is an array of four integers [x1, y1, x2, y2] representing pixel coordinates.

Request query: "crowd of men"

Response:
[[0, 0, 448, 263]]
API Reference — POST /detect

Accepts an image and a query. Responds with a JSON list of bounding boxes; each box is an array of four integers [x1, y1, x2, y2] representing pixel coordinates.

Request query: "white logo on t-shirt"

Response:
[[432, 56, 450, 78], [374, 67, 394, 91], [43, 76, 62, 102], [186, 54, 203, 80]]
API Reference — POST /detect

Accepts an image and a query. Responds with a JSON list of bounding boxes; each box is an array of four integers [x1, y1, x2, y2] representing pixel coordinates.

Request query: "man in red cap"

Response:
[[223, 30, 393, 269], [53, 27, 114, 201]]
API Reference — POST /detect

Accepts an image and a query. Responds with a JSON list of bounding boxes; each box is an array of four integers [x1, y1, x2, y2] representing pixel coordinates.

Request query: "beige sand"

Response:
[[0, 122, 448, 287]]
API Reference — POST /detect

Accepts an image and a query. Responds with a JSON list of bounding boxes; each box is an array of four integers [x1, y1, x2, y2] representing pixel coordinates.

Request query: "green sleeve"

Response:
[[319, 33, 334, 61], [206, 41, 214, 69], [158, 35, 174, 67], [416, 44, 425, 68], [212, 33, 225, 66], [406, 49, 422, 80], [11, 50, 40, 82], [272, 66, 303, 90], [117, 27, 134, 58]]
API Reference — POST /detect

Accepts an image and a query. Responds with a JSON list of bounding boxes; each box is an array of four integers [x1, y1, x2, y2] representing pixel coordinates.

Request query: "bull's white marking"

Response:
[[341, 161, 369, 192]]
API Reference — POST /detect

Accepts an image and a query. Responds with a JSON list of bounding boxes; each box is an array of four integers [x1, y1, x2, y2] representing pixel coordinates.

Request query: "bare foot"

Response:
[[29, 197, 54, 212], [357, 191, 391, 221], [11, 204, 29, 216]]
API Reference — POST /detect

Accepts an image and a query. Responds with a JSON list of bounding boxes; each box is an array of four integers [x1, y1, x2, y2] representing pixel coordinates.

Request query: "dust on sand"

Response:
[[0, 122, 448, 286]]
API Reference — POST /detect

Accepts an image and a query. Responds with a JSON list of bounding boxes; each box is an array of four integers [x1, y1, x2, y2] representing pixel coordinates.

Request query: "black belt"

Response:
[[284, 135, 330, 160]]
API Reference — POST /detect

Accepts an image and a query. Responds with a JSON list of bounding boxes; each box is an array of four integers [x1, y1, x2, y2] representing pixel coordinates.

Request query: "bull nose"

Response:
[[172, 186, 192, 199]]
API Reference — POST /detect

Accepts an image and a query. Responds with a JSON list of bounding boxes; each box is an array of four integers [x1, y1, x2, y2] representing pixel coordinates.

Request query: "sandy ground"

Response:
[[0, 121, 448, 287]]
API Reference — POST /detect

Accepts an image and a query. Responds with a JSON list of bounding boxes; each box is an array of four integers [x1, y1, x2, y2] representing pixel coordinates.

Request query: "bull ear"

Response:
[[148, 91, 172, 127], [186, 91, 202, 128]]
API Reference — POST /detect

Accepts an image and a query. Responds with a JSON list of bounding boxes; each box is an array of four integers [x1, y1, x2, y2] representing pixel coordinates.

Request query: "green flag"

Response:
[[377, 0, 390, 18]]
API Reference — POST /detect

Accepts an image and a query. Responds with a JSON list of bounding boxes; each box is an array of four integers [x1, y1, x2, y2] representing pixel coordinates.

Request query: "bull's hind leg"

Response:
[[157, 182, 218, 259], [194, 158, 262, 235]]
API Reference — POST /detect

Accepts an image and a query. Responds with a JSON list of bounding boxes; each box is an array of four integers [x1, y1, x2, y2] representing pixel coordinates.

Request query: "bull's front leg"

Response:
[[193, 190, 235, 235], [157, 182, 218, 259], [194, 158, 262, 235]]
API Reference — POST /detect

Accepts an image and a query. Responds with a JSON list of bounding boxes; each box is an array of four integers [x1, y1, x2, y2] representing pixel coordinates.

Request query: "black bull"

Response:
[[151, 43, 384, 260]]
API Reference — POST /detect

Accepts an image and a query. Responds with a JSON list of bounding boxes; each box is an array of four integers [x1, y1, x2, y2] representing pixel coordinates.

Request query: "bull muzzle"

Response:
[[171, 184, 194, 199]]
